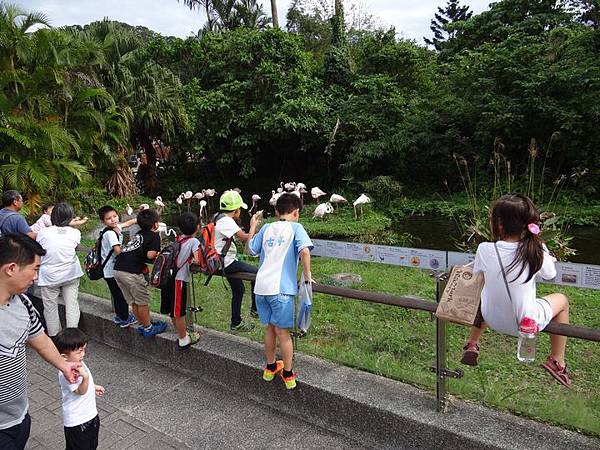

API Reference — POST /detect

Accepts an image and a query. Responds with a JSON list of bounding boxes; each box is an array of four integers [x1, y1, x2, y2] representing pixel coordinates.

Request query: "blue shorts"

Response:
[[256, 294, 295, 329]]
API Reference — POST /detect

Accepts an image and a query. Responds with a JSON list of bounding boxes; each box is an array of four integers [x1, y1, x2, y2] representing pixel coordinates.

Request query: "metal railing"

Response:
[[218, 271, 600, 412]]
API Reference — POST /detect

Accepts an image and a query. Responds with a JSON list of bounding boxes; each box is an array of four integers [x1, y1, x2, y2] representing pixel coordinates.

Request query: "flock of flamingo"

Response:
[[125, 183, 372, 232]]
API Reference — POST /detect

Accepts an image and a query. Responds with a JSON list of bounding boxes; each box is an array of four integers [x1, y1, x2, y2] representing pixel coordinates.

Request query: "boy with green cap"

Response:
[[215, 190, 259, 331]]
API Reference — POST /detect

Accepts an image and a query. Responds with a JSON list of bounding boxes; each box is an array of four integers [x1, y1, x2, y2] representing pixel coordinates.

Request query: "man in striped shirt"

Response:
[[0, 234, 81, 450]]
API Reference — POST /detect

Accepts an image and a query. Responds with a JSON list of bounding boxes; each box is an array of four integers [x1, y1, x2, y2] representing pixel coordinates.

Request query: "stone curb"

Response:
[[75, 292, 599, 450]]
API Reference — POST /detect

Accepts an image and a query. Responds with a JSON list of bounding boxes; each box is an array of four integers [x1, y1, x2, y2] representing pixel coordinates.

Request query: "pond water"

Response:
[[129, 212, 600, 265], [393, 214, 600, 266]]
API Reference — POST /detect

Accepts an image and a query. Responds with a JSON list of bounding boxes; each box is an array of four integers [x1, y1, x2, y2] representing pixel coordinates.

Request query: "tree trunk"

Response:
[[335, 0, 342, 16], [271, 0, 279, 28]]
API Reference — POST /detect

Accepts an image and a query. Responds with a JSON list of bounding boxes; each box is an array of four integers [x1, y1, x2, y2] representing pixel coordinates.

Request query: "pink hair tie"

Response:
[[527, 223, 540, 235]]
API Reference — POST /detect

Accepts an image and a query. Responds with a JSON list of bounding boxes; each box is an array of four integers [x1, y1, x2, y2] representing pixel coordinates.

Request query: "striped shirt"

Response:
[[0, 294, 44, 429]]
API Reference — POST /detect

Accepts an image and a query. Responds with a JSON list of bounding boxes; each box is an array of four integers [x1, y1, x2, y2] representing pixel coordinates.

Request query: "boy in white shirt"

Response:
[[215, 191, 259, 331], [97, 206, 137, 327], [55, 328, 104, 450], [248, 193, 313, 390]]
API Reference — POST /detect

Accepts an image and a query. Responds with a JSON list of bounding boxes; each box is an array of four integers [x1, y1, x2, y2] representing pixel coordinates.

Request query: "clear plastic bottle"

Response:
[[517, 317, 538, 363]]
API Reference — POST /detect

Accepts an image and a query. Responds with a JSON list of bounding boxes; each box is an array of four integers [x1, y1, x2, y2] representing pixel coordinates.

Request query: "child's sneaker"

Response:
[[178, 331, 201, 350], [119, 314, 138, 328], [112, 315, 123, 325], [460, 340, 480, 366], [138, 321, 168, 338], [262, 360, 284, 381], [280, 371, 297, 390]]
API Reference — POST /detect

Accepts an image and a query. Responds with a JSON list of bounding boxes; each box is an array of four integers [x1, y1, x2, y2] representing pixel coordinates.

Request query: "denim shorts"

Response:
[[255, 294, 295, 329]]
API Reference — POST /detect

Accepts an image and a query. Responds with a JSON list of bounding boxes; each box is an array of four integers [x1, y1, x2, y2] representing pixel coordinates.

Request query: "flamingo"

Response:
[[269, 190, 281, 207], [175, 195, 183, 214], [311, 187, 326, 201], [329, 194, 347, 210], [296, 182, 307, 203], [353, 194, 371, 220], [232, 187, 242, 194], [154, 196, 165, 215], [250, 194, 261, 214], [313, 202, 334, 219], [139, 203, 149, 211], [183, 191, 193, 212], [193, 192, 204, 218], [204, 188, 216, 216], [284, 181, 296, 192], [126, 204, 133, 216], [199, 199, 207, 224]]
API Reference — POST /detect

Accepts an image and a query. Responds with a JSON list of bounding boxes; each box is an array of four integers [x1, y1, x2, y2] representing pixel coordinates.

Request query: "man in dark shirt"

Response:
[[0, 191, 35, 240], [0, 234, 80, 450]]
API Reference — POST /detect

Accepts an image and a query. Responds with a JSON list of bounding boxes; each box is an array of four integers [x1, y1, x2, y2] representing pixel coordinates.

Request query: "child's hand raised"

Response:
[[69, 217, 88, 226]]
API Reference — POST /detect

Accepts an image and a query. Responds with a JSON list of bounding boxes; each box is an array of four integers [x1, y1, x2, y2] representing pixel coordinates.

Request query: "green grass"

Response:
[[78, 252, 600, 437], [273, 204, 412, 246]]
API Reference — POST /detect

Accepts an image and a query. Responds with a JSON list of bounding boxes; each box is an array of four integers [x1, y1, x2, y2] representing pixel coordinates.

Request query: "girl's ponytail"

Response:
[[493, 193, 544, 282]]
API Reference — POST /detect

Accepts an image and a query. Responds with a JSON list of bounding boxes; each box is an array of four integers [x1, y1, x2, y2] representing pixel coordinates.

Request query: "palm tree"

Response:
[[83, 20, 189, 195], [0, 6, 130, 209], [179, 0, 270, 31], [236, 0, 271, 29], [271, 0, 279, 28]]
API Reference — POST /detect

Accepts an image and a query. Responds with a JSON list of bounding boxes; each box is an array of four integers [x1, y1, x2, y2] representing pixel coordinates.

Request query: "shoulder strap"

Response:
[[494, 242, 519, 327], [212, 213, 234, 257], [0, 212, 19, 231], [175, 236, 193, 269], [98, 227, 116, 268]]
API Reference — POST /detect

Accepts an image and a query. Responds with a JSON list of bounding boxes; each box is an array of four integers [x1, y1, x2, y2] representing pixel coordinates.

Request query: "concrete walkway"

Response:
[[24, 341, 365, 450]]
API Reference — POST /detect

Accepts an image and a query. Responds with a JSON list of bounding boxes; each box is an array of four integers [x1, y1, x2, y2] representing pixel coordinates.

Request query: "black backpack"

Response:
[[150, 236, 191, 289], [84, 228, 116, 280]]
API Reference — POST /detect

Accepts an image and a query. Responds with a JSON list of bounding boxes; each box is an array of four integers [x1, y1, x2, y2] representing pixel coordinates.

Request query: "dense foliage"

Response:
[[3, 0, 600, 211]]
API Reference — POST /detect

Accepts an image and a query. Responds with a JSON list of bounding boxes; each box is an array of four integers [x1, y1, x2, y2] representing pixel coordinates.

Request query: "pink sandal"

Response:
[[541, 356, 572, 388]]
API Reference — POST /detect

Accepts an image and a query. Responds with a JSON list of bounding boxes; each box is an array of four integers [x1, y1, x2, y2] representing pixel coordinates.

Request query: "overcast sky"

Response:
[[18, 0, 491, 44]]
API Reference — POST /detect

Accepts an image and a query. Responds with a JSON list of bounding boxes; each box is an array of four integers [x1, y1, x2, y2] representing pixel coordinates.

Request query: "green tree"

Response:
[[424, 0, 472, 51]]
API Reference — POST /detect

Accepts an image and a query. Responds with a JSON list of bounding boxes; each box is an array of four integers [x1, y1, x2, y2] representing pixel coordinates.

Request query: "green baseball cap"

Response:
[[219, 190, 248, 211]]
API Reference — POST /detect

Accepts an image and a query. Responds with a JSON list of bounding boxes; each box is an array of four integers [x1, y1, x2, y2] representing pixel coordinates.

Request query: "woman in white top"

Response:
[[36, 203, 84, 337], [461, 193, 571, 387]]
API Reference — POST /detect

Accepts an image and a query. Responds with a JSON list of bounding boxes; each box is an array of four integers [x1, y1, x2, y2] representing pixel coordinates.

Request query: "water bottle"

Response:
[[517, 317, 538, 363]]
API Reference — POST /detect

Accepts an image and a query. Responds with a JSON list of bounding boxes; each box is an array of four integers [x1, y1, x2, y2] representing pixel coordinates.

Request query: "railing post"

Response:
[[433, 272, 464, 413], [435, 274, 449, 412]]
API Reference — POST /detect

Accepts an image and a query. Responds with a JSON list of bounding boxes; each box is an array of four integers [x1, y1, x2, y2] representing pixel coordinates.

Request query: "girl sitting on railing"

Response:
[[461, 193, 572, 388]]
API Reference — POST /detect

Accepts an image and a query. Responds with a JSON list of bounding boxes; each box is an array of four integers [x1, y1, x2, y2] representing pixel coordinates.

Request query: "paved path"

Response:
[[25, 340, 365, 450]]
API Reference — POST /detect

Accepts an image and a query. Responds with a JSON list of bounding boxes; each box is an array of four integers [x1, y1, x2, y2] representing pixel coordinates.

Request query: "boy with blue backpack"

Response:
[[248, 193, 313, 390]]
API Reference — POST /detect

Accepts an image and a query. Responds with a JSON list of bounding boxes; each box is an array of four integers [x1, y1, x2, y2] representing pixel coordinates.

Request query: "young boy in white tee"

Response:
[[248, 193, 313, 390], [97, 205, 137, 327], [215, 191, 259, 331], [55, 328, 105, 450]]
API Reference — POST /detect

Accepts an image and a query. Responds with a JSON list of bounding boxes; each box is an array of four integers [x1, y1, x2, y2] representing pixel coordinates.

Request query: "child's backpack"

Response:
[[84, 228, 115, 280], [195, 214, 233, 285], [150, 236, 191, 289]]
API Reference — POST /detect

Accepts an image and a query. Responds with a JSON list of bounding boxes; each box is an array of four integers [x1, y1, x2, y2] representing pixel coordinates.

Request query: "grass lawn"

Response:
[[78, 248, 600, 437]]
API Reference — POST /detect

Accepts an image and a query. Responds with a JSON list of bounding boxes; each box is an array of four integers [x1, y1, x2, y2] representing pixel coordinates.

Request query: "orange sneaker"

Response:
[[262, 360, 284, 381], [280, 370, 297, 390]]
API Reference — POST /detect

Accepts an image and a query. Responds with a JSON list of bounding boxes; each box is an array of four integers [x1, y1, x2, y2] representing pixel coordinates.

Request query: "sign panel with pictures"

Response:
[[308, 239, 600, 290]]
